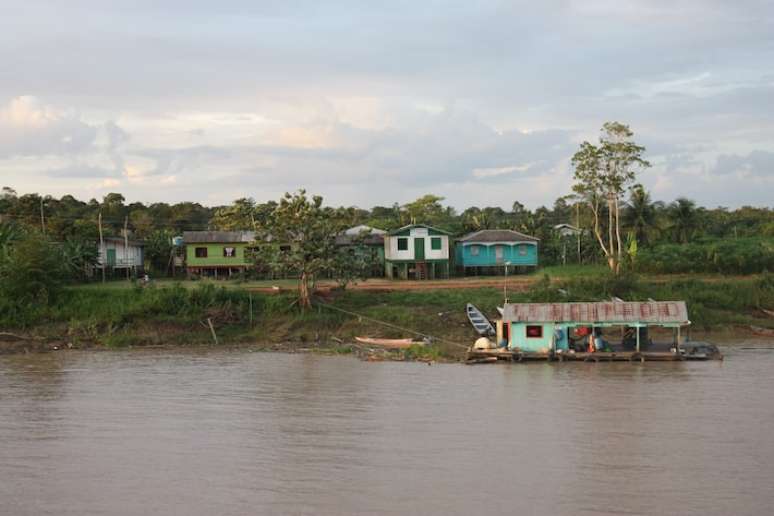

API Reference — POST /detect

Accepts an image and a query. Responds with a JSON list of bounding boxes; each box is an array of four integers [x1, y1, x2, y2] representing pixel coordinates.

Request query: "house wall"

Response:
[[186, 243, 250, 268], [457, 242, 538, 267], [510, 322, 554, 353], [384, 228, 449, 261], [97, 241, 144, 268]]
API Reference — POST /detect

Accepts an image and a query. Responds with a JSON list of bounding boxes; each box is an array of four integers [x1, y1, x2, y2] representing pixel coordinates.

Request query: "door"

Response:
[[414, 237, 425, 260], [495, 245, 504, 264], [106, 248, 116, 266]]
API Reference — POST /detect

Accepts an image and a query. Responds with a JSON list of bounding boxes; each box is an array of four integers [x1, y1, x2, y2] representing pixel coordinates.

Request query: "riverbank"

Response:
[[2, 271, 774, 358]]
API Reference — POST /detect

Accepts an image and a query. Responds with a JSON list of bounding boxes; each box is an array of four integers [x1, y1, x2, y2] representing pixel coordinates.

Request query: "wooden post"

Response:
[[249, 293, 254, 327], [98, 211, 105, 283], [636, 325, 640, 352], [124, 216, 130, 281], [207, 318, 219, 345]]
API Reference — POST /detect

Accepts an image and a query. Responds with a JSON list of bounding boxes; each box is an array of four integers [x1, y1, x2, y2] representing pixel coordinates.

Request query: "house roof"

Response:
[[343, 225, 386, 236], [502, 301, 689, 325], [103, 236, 144, 247], [387, 224, 451, 236], [335, 225, 386, 246], [183, 231, 255, 243], [457, 229, 539, 243]]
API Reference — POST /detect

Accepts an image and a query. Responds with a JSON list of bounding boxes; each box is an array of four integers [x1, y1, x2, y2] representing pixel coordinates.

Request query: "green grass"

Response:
[[7, 271, 774, 358], [533, 264, 609, 278]]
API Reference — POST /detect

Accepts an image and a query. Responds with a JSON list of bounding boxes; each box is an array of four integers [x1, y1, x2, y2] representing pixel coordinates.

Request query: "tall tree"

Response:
[[254, 191, 346, 309], [571, 122, 650, 274]]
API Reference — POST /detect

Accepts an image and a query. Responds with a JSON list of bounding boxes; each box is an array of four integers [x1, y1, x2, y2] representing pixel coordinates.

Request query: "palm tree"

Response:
[[623, 184, 661, 245], [669, 197, 699, 244]]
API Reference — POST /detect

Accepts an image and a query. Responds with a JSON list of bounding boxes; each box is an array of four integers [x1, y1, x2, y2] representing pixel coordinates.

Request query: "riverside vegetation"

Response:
[[2, 270, 773, 358]]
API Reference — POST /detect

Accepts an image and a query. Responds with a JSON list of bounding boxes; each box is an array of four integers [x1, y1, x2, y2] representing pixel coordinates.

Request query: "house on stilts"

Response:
[[384, 224, 451, 280]]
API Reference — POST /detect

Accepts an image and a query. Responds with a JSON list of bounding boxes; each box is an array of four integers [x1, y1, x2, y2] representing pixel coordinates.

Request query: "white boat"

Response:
[[466, 303, 495, 336]]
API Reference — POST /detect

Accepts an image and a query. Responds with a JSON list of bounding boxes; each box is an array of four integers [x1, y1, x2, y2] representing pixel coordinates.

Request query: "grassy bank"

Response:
[[2, 271, 774, 358]]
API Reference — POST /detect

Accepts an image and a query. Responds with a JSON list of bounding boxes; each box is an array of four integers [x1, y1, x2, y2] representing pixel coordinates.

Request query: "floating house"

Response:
[[384, 224, 451, 280], [335, 225, 386, 277], [455, 229, 539, 274], [183, 231, 255, 278], [465, 300, 727, 364], [97, 236, 144, 276]]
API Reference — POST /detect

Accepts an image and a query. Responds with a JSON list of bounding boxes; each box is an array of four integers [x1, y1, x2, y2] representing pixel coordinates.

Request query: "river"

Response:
[[1, 346, 774, 516]]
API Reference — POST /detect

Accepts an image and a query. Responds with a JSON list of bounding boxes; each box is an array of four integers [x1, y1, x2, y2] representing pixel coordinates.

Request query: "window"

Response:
[[470, 245, 480, 256], [518, 244, 528, 256], [223, 247, 236, 258], [397, 237, 408, 251], [431, 237, 442, 250], [195, 247, 208, 258], [526, 325, 543, 338]]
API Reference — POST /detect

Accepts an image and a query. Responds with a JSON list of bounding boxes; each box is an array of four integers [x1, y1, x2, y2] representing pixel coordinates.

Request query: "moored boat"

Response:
[[355, 337, 424, 349]]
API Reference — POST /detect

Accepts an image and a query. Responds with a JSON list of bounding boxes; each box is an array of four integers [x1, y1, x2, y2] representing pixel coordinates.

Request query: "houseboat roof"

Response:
[[387, 224, 451, 236], [458, 229, 539, 243], [183, 231, 255, 243], [502, 301, 689, 325]]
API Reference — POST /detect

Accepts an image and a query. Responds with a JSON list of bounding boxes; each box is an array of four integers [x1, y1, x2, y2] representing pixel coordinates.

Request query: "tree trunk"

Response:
[[614, 196, 623, 275], [298, 271, 312, 310]]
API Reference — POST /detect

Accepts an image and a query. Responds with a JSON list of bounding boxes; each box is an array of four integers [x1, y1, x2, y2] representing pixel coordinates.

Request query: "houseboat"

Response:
[[468, 301, 722, 362]]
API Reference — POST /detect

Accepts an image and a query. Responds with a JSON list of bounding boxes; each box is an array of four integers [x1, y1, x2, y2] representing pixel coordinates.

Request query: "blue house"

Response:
[[455, 229, 539, 274]]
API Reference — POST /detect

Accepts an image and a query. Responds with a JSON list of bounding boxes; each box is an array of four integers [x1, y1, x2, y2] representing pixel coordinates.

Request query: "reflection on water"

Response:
[[1, 347, 774, 516]]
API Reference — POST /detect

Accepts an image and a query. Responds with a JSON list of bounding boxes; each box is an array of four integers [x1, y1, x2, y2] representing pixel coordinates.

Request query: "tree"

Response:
[[254, 191, 346, 309], [210, 198, 258, 230], [670, 197, 699, 243], [402, 195, 447, 226], [572, 122, 650, 274], [623, 184, 661, 245]]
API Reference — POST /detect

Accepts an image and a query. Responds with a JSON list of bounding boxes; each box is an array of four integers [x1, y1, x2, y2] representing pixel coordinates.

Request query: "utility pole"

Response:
[[98, 211, 105, 283], [124, 215, 130, 281], [576, 203, 581, 264], [39, 197, 46, 235]]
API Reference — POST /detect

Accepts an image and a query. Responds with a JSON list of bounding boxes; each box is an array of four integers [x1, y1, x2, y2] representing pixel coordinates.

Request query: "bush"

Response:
[[638, 238, 774, 275]]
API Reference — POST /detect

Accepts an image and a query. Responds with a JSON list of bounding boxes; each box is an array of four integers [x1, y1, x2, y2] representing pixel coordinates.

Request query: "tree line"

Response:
[[1, 122, 773, 286]]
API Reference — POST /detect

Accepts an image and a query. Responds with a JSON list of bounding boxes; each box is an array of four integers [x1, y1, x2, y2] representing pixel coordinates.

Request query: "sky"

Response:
[[1, 0, 773, 210]]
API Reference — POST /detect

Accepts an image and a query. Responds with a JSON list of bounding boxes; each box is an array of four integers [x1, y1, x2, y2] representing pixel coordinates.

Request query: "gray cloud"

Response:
[[0, 1, 773, 208], [714, 151, 774, 177]]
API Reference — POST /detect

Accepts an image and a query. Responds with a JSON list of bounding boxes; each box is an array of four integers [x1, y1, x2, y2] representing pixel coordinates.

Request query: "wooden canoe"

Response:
[[355, 337, 422, 349], [750, 325, 774, 337], [466, 303, 496, 336]]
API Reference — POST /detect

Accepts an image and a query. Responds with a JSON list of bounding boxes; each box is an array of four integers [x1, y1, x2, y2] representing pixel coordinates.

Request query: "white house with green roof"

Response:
[[383, 224, 451, 280]]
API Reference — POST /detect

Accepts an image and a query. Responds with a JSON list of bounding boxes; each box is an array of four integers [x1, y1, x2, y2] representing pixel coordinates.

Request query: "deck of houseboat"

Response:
[[467, 342, 723, 363]]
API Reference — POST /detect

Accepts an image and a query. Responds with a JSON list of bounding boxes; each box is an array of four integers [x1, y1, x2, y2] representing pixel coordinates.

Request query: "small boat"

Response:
[[355, 337, 423, 349], [750, 325, 774, 337], [466, 303, 496, 336]]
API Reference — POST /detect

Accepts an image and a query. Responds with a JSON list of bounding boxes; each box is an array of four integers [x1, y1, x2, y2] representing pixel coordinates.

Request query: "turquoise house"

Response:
[[455, 229, 538, 274]]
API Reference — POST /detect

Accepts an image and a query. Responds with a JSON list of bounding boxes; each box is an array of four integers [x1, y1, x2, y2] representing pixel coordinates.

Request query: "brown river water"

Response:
[[2, 345, 774, 516]]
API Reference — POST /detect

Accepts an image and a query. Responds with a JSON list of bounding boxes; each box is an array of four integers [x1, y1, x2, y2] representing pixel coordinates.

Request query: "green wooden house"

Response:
[[183, 231, 255, 278], [384, 224, 451, 280], [335, 225, 386, 277]]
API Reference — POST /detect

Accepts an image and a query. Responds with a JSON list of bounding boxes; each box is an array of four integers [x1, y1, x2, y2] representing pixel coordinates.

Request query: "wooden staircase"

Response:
[[416, 262, 428, 280]]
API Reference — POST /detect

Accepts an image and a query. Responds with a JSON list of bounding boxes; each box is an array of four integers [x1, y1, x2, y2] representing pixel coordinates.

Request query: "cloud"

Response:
[[713, 151, 774, 178], [0, 96, 99, 158]]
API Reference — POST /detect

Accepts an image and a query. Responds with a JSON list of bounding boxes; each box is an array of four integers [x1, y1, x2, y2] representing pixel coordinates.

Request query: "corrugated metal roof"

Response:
[[458, 229, 540, 243], [387, 224, 451, 236], [182, 231, 255, 243], [502, 301, 689, 325]]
